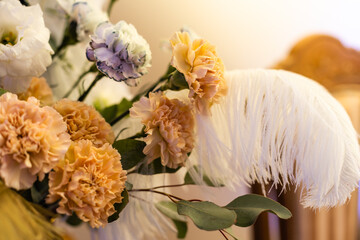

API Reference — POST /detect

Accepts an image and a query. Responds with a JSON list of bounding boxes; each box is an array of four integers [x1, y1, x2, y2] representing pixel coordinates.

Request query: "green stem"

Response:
[[129, 189, 183, 202], [127, 131, 147, 139], [107, 0, 118, 16], [110, 109, 130, 126], [78, 73, 103, 101], [63, 66, 95, 98]]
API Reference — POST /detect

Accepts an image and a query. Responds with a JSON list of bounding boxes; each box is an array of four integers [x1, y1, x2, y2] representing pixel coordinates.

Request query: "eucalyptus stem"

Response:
[[129, 189, 183, 202], [63, 66, 95, 98], [219, 230, 229, 240], [78, 73, 103, 101]]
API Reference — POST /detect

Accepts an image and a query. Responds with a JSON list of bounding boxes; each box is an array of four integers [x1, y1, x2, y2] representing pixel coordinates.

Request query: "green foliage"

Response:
[[113, 139, 146, 170], [66, 213, 82, 226], [225, 194, 292, 227], [125, 181, 133, 191], [168, 70, 188, 90], [30, 175, 49, 204], [137, 157, 181, 175], [100, 98, 132, 123], [184, 166, 223, 187], [108, 189, 129, 223], [0, 88, 7, 96], [173, 220, 188, 239], [156, 201, 188, 239], [176, 201, 236, 231]]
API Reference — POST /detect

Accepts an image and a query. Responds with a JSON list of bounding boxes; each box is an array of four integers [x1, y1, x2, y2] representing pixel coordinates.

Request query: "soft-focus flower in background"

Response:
[[0, 0, 53, 93], [130, 92, 194, 168], [86, 21, 152, 86], [53, 99, 115, 146], [46, 140, 127, 228], [71, 1, 108, 41], [0, 93, 71, 190], [18, 77, 54, 106], [170, 32, 227, 115]]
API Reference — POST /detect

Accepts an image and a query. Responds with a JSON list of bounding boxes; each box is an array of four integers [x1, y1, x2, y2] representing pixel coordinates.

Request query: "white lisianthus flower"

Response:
[[86, 21, 152, 86], [0, 0, 53, 93]]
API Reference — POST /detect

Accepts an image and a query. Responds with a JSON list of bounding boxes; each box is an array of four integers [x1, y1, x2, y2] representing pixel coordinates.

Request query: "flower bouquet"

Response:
[[1, 0, 360, 239]]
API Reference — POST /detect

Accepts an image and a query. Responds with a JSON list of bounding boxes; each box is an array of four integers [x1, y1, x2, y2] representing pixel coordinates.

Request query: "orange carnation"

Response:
[[53, 99, 115, 146], [46, 140, 127, 228]]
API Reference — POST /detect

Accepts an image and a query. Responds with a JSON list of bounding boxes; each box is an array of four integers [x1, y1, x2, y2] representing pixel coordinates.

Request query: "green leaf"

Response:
[[101, 98, 132, 123], [184, 166, 223, 187], [108, 189, 129, 223], [156, 201, 187, 222], [156, 201, 188, 239], [225, 194, 292, 227], [66, 212, 82, 226], [113, 139, 146, 170], [176, 201, 236, 231], [173, 220, 188, 239], [30, 175, 49, 204], [125, 181, 133, 191], [169, 70, 188, 90], [0, 88, 7, 96], [137, 157, 181, 175]]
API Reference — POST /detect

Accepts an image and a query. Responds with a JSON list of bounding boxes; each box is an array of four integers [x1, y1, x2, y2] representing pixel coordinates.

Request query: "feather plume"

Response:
[[190, 69, 360, 208]]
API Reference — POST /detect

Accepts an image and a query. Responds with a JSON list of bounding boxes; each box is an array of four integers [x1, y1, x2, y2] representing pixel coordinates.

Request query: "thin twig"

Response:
[[219, 229, 229, 240]]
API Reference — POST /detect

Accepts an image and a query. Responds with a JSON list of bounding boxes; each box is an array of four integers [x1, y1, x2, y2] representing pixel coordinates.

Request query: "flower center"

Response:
[[1, 30, 18, 46]]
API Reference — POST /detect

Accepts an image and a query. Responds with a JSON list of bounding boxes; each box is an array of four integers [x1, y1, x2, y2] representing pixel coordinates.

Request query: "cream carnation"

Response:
[[0, 93, 70, 190], [53, 99, 115, 146], [46, 140, 127, 228], [130, 92, 195, 168], [18, 77, 54, 106], [0, 0, 53, 93], [170, 32, 227, 115]]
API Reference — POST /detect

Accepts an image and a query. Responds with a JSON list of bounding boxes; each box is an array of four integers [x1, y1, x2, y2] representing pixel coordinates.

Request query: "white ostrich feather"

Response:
[[190, 69, 360, 208]]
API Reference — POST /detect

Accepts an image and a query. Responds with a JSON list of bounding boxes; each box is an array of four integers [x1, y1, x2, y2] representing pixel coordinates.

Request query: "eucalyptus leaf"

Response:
[[225, 194, 292, 227], [184, 166, 223, 187], [108, 189, 129, 223], [113, 139, 146, 170], [0, 88, 7, 96], [137, 157, 181, 175], [176, 201, 236, 231], [173, 220, 187, 239], [156, 201, 187, 222]]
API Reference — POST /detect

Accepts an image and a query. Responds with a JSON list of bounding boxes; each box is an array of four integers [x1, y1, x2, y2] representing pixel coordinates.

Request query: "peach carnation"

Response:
[[0, 93, 70, 190], [53, 99, 115, 146], [18, 77, 54, 106], [46, 140, 127, 228], [130, 92, 194, 168], [170, 31, 227, 115]]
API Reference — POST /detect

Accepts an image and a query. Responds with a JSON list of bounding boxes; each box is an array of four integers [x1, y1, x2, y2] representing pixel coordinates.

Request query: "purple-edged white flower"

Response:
[[86, 21, 152, 86]]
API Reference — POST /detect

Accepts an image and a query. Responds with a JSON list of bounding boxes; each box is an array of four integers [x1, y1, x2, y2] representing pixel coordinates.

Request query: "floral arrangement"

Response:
[[1, 0, 360, 239]]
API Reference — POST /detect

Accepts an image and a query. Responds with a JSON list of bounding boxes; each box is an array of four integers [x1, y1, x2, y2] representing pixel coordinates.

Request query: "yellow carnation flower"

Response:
[[46, 140, 127, 228], [170, 31, 227, 115]]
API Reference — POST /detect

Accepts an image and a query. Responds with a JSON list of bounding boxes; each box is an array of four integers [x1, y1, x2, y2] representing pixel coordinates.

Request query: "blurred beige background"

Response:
[[107, 1, 360, 239]]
